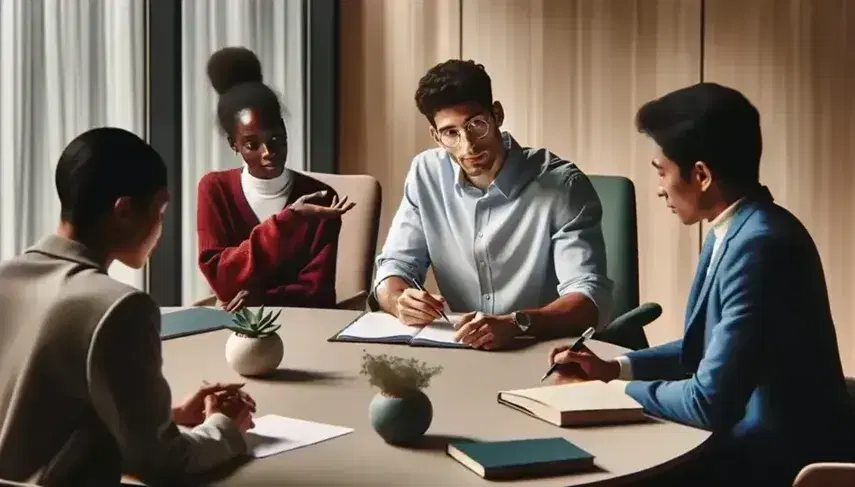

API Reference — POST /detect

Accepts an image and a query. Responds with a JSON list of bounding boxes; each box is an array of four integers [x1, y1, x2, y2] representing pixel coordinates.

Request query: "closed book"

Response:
[[497, 380, 646, 426], [447, 437, 595, 480], [160, 307, 234, 340]]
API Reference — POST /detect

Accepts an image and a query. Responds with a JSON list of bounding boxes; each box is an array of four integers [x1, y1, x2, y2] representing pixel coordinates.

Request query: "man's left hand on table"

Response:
[[453, 312, 521, 350]]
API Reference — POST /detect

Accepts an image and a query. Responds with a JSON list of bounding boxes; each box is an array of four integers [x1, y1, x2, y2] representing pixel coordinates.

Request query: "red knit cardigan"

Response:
[[196, 168, 339, 308]]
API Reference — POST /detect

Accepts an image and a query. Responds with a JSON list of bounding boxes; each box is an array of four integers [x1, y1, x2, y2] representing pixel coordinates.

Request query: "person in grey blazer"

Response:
[[0, 128, 257, 486]]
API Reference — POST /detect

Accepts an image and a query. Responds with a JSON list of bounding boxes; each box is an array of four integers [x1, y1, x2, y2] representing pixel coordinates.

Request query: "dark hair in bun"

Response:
[[206, 46, 284, 143]]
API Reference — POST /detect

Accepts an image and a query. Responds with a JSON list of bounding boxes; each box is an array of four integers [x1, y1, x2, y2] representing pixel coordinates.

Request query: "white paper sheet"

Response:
[[336, 312, 420, 340], [243, 414, 353, 458], [413, 315, 467, 345]]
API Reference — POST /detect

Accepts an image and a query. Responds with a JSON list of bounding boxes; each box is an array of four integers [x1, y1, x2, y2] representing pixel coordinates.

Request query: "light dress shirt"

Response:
[[373, 132, 613, 328]]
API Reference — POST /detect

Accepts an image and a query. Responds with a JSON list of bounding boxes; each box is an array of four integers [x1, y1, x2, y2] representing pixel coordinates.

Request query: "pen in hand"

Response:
[[540, 326, 596, 382], [409, 278, 452, 324]]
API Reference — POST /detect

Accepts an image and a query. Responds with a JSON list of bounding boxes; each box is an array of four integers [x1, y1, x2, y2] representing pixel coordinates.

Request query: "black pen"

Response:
[[409, 278, 452, 324], [541, 326, 596, 382]]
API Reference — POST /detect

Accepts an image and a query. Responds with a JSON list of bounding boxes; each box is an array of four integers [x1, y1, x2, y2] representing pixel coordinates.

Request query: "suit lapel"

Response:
[[685, 236, 727, 329], [685, 232, 716, 331], [680, 186, 775, 370], [685, 194, 768, 332]]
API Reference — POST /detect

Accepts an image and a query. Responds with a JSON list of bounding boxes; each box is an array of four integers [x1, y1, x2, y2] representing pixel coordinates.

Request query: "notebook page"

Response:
[[336, 312, 420, 340], [412, 314, 468, 346]]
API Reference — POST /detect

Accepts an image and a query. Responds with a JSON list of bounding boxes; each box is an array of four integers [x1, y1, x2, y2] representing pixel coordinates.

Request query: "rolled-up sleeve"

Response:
[[372, 160, 431, 295], [553, 173, 613, 329]]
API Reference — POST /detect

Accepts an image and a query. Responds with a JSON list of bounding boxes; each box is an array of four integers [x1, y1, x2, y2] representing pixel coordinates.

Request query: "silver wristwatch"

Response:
[[512, 311, 531, 333]]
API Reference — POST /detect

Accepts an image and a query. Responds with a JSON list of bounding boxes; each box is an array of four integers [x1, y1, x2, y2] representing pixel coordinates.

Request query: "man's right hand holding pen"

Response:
[[374, 276, 447, 326], [395, 287, 447, 326], [547, 337, 621, 385]]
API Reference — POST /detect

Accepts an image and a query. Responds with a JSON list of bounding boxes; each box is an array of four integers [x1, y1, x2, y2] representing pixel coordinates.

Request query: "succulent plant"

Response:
[[360, 352, 443, 397], [226, 306, 282, 339]]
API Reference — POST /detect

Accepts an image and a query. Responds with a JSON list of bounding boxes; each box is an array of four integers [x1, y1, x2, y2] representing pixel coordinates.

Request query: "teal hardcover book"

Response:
[[447, 437, 595, 480], [160, 307, 234, 340]]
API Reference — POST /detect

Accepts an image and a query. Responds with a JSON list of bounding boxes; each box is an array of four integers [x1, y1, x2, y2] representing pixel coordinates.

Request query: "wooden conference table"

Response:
[[157, 307, 711, 486]]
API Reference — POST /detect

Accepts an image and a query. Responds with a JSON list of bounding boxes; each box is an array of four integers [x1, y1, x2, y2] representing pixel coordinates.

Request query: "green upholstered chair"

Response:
[[588, 175, 660, 350]]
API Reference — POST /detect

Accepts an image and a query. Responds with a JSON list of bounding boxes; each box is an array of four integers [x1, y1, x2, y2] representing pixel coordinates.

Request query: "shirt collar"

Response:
[[453, 132, 525, 198], [708, 197, 746, 239]]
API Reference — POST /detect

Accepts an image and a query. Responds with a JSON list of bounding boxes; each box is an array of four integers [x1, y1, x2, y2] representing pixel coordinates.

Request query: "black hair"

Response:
[[206, 46, 284, 143], [415, 59, 493, 124], [55, 127, 167, 232], [635, 82, 762, 188]]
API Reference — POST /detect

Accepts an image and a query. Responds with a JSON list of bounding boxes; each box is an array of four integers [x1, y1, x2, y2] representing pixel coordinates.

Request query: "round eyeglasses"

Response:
[[437, 116, 491, 148]]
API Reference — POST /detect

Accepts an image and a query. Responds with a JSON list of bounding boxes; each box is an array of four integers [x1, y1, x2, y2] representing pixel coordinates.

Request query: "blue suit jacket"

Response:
[[625, 187, 854, 481]]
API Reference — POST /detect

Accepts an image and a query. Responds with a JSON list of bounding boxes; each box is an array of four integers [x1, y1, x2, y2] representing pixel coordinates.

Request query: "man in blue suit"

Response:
[[550, 82, 855, 486]]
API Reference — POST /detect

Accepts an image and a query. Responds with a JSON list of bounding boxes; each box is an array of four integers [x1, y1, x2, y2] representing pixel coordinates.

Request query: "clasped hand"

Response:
[[394, 289, 520, 350], [172, 381, 257, 432]]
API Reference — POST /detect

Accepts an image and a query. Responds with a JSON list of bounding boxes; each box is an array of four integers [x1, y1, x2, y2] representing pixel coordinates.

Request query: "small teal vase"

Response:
[[369, 389, 433, 445]]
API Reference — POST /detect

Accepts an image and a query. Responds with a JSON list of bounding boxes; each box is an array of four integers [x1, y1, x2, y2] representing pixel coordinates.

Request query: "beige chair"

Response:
[[191, 171, 381, 310], [793, 463, 855, 487]]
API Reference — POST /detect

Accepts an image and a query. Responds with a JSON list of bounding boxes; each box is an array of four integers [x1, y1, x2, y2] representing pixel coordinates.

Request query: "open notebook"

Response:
[[498, 380, 646, 426], [328, 311, 469, 349]]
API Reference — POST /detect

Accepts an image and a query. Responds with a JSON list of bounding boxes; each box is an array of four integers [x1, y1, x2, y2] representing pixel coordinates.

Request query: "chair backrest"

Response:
[[588, 175, 648, 349], [301, 171, 382, 301]]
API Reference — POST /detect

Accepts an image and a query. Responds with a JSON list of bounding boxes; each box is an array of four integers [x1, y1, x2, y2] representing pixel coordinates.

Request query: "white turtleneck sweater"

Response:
[[240, 166, 293, 222]]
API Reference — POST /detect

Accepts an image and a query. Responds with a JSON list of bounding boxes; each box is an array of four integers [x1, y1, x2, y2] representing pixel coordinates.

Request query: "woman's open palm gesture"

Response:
[[290, 190, 355, 219]]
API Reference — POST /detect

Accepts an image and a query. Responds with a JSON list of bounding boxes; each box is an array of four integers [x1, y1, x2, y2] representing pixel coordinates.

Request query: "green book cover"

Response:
[[448, 437, 595, 479], [160, 307, 234, 340]]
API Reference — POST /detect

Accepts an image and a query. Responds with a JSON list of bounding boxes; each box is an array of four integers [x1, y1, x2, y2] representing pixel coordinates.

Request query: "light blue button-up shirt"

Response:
[[373, 133, 613, 328]]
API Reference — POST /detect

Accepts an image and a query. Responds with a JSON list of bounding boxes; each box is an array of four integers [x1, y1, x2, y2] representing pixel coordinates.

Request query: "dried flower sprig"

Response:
[[359, 352, 443, 397]]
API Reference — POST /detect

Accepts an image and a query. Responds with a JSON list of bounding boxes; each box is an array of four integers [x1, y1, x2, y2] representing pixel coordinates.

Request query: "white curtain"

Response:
[[0, 0, 147, 289], [181, 0, 306, 304]]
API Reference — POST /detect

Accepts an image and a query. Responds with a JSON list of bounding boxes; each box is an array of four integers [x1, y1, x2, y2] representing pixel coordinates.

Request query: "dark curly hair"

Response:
[[414, 59, 493, 124], [206, 46, 285, 144]]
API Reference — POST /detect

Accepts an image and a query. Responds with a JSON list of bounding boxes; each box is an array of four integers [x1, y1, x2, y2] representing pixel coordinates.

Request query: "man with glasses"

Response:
[[372, 59, 612, 350]]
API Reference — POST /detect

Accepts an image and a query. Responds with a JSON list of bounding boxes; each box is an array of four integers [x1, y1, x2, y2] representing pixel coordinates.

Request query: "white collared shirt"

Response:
[[614, 198, 745, 380]]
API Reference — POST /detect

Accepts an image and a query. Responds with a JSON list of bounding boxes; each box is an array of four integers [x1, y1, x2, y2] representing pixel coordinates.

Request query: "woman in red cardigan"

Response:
[[197, 47, 354, 311]]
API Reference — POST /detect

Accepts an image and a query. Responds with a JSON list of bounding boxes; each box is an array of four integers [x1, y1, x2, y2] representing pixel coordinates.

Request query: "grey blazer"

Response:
[[0, 235, 246, 486]]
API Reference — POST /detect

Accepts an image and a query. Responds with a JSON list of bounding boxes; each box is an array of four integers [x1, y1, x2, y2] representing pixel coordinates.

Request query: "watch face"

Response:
[[515, 312, 530, 331]]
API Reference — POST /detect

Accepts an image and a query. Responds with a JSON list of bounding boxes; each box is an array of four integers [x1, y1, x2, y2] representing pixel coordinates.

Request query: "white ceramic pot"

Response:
[[224, 333, 284, 377]]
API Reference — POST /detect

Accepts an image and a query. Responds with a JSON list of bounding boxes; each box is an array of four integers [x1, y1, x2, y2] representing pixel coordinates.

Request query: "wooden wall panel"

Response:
[[338, 0, 461, 291], [338, 0, 460, 234], [704, 0, 855, 372], [459, 0, 703, 346]]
